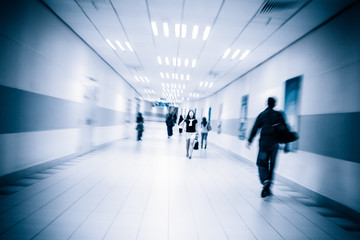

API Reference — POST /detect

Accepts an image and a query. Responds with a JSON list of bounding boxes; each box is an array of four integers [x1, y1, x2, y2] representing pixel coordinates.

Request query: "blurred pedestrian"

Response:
[[178, 115, 184, 134], [136, 112, 144, 141], [166, 114, 174, 138], [184, 110, 198, 159], [247, 97, 286, 198], [200, 117, 210, 149]]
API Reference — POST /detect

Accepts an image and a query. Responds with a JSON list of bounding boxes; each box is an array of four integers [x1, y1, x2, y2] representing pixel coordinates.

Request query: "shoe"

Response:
[[205, 146, 207, 149], [261, 180, 271, 198], [186, 153, 189, 158], [189, 155, 192, 159]]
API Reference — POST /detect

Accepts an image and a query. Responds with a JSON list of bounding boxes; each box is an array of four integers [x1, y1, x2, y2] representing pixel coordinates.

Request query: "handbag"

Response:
[[207, 124, 212, 131], [193, 141, 199, 150], [273, 122, 298, 143]]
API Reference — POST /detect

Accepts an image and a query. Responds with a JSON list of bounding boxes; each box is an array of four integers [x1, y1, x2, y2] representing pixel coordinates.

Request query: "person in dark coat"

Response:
[[166, 114, 174, 138], [178, 115, 184, 134], [184, 110, 198, 159], [136, 112, 144, 141], [247, 97, 286, 198]]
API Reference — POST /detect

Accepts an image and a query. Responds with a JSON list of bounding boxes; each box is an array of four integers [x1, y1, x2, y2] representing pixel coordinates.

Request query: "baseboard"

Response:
[[209, 142, 360, 225], [0, 137, 126, 186]]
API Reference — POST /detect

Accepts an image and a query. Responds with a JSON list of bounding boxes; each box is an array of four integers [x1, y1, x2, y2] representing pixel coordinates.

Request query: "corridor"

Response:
[[0, 122, 357, 240]]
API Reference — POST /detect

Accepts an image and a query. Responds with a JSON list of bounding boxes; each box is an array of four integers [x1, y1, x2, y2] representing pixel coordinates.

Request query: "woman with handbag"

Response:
[[200, 117, 211, 149], [184, 110, 198, 159]]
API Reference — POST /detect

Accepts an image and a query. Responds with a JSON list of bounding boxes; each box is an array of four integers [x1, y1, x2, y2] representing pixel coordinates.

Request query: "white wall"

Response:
[[183, 3, 360, 212], [0, 0, 138, 176]]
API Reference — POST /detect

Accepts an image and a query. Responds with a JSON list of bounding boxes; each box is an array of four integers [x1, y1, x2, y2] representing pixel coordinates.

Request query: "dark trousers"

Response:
[[167, 126, 173, 137], [137, 131, 142, 140], [201, 133, 208, 148], [256, 145, 278, 185]]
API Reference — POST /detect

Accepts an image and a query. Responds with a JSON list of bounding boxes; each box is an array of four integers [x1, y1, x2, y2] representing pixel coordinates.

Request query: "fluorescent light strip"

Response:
[[106, 39, 116, 50], [157, 56, 162, 65], [125, 42, 134, 52], [172, 73, 175, 79], [200, 81, 203, 87], [166, 73, 170, 79], [186, 74, 190, 80], [203, 26, 211, 40], [222, 48, 231, 59], [231, 49, 241, 59], [135, 76, 140, 82], [172, 57, 176, 66], [184, 58, 189, 67], [175, 24, 180, 38], [181, 74, 184, 80], [192, 25, 199, 39], [165, 57, 169, 65], [115, 40, 125, 51], [191, 59, 197, 68], [145, 77, 150, 83], [177, 58, 181, 67], [181, 24, 187, 38], [160, 72, 164, 78], [151, 21, 158, 36], [204, 82, 209, 87], [163, 22, 169, 37], [182, 84, 185, 89], [175, 73, 178, 80], [209, 82, 214, 88], [239, 50, 251, 60], [139, 76, 145, 82]]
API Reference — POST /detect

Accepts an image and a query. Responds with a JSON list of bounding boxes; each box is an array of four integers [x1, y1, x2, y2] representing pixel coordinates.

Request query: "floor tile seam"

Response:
[[135, 157, 168, 240], [202, 157, 288, 240], [29, 157, 123, 240], [0, 154, 105, 214], [57, 157, 139, 240], [192, 158, 263, 240], [190, 161, 232, 240], [0, 154, 116, 236], [208, 154, 340, 239], [101, 158, 156, 240], [182, 170, 201, 240], [206, 157, 313, 237]]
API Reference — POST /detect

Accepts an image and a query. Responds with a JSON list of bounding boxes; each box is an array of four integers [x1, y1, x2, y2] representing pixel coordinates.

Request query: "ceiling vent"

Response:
[[260, 0, 299, 14]]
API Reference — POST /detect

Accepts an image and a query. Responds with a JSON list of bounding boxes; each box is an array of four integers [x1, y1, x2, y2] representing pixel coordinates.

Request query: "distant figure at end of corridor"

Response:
[[247, 97, 286, 198], [178, 115, 184, 134], [166, 114, 174, 139], [200, 117, 211, 149], [136, 112, 144, 141]]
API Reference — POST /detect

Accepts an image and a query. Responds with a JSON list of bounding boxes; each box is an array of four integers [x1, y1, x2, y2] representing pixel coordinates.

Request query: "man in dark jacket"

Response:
[[247, 97, 286, 198]]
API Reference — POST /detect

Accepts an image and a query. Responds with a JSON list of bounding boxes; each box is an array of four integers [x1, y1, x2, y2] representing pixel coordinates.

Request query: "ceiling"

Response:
[[42, 0, 356, 104]]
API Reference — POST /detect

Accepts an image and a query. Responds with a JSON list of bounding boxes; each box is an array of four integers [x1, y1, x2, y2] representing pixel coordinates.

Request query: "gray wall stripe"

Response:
[[218, 113, 360, 163], [0, 85, 128, 133]]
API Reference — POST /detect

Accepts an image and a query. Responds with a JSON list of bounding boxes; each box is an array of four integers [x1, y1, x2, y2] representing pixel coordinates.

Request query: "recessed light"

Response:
[[181, 24, 187, 38], [239, 50, 251, 60], [151, 21, 158, 36], [106, 39, 116, 50], [192, 25, 199, 39], [175, 24, 180, 38], [163, 22, 169, 37], [231, 49, 241, 59], [203, 26, 211, 40], [157, 56, 162, 65], [191, 59, 197, 68], [115, 40, 125, 51], [222, 48, 231, 59], [125, 42, 134, 52], [165, 57, 169, 65]]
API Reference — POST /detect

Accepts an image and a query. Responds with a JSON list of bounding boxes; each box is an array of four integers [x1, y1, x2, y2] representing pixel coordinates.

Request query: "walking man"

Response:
[[247, 97, 286, 198]]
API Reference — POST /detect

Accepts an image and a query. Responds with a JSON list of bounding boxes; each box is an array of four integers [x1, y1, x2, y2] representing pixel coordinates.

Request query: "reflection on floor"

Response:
[[0, 122, 359, 239]]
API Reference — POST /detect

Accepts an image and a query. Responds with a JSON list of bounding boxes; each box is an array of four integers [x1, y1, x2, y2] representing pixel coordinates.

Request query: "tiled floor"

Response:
[[0, 122, 359, 240]]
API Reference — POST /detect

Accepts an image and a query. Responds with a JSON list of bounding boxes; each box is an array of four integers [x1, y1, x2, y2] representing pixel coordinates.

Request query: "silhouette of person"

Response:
[[184, 110, 198, 159], [247, 97, 286, 198], [200, 117, 209, 149], [136, 112, 144, 141], [166, 114, 174, 138]]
